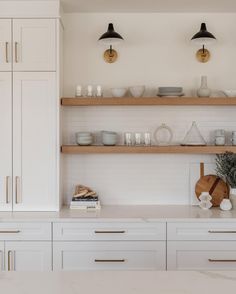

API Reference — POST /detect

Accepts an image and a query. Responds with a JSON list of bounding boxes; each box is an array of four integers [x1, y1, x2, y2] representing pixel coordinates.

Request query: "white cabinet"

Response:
[[0, 19, 56, 72], [0, 19, 11, 71], [5, 241, 52, 271], [13, 19, 56, 71], [168, 241, 236, 270], [0, 72, 12, 211], [12, 72, 57, 211], [167, 222, 236, 270], [53, 241, 166, 271]]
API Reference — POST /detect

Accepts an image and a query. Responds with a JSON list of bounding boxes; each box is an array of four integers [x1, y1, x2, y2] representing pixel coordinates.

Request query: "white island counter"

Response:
[[0, 271, 236, 294]]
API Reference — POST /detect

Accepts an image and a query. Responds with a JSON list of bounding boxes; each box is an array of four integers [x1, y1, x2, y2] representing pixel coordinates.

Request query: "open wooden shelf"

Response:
[[61, 145, 236, 154], [61, 97, 236, 106]]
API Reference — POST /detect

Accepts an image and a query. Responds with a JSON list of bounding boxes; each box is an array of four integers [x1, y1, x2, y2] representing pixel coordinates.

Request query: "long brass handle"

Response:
[[15, 42, 18, 63], [94, 259, 125, 263], [8, 251, 12, 271], [95, 230, 126, 234], [209, 259, 236, 262], [208, 230, 236, 234], [6, 176, 10, 204], [5, 42, 9, 63], [0, 230, 20, 234], [15, 176, 21, 204]]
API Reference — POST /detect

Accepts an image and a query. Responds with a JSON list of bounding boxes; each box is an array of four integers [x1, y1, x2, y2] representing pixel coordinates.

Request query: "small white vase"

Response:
[[220, 199, 232, 211], [229, 188, 236, 209], [197, 76, 211, 97]]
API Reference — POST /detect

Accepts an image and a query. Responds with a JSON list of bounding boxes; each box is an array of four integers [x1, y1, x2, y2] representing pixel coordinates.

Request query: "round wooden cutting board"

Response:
[[195, 174, 229, 207]]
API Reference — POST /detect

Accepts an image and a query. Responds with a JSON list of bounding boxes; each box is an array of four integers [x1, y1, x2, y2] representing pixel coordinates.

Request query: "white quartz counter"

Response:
[[1, 271, 236, 294], [0, 205, 236, 222]]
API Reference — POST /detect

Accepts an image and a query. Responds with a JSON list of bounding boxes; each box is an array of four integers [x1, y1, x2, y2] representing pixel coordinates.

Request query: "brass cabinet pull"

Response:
[[209, 259, 236, 262], [95, 230, 126, 234], [8, 251, 12, 271], [208, 230, 236, 234], [5, 42, 9, 63], [14, 42, 18, 63], [94, 259, 125, 263], [0, 230, 20, 234], [6, 176, 10, 204], [15, 176, 21, 204]]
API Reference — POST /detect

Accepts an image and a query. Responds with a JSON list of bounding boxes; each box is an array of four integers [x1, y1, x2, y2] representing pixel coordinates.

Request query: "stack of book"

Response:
[[70, 185, 101, 210]]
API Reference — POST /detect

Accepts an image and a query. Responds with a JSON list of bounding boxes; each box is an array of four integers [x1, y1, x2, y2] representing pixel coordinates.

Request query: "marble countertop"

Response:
[[1, 205, 236, 222], [1, 271, 236, 294]]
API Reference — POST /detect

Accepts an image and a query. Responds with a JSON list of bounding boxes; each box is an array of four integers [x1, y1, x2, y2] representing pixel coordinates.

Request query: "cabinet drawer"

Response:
[[168, 241, 236, 270], [53, 222, 166, 241], [53, 241, 166, 271], [168, 222, 236, 241], [0, 223, 51, 240]]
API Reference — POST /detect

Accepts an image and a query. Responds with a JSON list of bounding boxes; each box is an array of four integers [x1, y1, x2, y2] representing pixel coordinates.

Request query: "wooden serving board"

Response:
[[195, 163, 229, 207]]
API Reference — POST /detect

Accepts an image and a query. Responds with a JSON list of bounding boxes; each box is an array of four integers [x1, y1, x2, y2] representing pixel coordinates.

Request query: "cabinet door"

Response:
[[53, 241, 166, 271], [5, 241, 51, 271], [0, 242, 4, 271], [0, 19, 11, 71], [13, 19, 56, 71], [13, 72, 58, 211], [168, 241, 236, 270], [0, 72, 12, 211]]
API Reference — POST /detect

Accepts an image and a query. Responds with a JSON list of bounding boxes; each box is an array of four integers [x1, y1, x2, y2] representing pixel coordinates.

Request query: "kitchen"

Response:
[[1, 0, 236, 291]]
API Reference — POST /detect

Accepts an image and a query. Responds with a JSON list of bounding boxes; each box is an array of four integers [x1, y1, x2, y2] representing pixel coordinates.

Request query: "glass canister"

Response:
[[214, 129, 226, 146], [232, 131, 236, 146]]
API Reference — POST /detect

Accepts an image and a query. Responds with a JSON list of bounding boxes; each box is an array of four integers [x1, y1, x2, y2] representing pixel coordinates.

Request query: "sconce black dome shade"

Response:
[[191, 23, 216, 41], [99, 23, 124, 41]]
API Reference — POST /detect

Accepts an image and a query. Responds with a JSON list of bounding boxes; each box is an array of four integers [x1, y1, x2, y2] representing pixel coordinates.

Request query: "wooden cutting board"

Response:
[[195, 162, 229, 207]]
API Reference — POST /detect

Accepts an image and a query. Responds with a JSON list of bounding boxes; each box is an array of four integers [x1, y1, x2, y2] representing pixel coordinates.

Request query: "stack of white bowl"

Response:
[[101, 131, 118, 146], [76, 132, 93, 145]]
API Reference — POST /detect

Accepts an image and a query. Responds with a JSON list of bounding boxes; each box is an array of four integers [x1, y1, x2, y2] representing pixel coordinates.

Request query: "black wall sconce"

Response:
[[191, 23, 216, 63], [98, 23, 124, 63]]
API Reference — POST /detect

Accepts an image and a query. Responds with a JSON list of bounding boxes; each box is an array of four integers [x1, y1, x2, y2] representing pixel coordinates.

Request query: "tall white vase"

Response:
[[197, 76, 211, 97], [229, 187, 236, 209]]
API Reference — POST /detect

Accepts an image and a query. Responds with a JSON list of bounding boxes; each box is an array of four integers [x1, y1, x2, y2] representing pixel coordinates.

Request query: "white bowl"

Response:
[[223, 90, 236, 97], [129, 86, 145, 97], [111, 88, 127, 98]]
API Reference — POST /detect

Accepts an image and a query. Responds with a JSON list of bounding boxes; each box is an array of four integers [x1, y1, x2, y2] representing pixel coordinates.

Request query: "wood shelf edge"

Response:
[[61, 145, 236, 154]]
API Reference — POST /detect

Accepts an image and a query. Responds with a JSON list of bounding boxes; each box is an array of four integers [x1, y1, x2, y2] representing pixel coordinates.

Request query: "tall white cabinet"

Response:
[[0, 6, 60, 211]]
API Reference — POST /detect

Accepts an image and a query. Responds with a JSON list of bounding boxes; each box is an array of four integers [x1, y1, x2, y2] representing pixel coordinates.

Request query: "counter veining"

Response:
[[0, 271, 236, 294], [0, 205, 236, 222]]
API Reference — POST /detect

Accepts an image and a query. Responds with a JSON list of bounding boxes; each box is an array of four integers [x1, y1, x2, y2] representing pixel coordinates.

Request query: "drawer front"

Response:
[[168, 222, 236, 241], [53, 241, 166, 271], [0, 223, 51, 241], [53, 222, 166, 241], [168, 241, 236, 270]]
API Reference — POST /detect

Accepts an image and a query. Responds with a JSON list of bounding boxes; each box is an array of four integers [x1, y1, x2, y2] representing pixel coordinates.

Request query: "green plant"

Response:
[[215, 152, 236, 188]]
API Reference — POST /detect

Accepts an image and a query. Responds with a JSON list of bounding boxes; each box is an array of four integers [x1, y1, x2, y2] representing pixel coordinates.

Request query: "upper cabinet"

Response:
[[0, 19, 56, 72], [0, 19, 11, 71]]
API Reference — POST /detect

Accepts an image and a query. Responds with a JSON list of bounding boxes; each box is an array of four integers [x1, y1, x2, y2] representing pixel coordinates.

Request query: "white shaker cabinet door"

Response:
[[13, 19, 56, 71], [5, 241, 52, 271], [0, 242, 4, 271], [13, 72, 58, 211], [0, 72, 12, 211], [0, 19, 11, 71]]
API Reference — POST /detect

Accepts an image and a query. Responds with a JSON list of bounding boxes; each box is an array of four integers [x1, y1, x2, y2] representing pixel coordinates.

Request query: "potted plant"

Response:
[[215, 152, 236, 207]]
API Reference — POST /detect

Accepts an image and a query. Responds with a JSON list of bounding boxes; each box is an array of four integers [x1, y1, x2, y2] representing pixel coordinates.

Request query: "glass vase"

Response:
[[230, 187, 236, 209]]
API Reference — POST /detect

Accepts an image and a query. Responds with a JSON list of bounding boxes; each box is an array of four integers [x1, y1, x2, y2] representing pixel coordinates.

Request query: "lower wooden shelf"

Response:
[[61, 145, 236, 154]]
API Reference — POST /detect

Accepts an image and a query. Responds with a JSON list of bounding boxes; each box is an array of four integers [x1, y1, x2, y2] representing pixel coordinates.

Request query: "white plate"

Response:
[[157, 92, 184, 97]]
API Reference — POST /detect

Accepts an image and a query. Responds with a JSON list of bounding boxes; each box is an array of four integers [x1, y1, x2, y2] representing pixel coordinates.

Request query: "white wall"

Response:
[[62, 13, 236, 205]]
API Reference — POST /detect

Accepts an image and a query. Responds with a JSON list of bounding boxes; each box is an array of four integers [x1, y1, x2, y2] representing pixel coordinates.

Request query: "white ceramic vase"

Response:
[[229, 187, 236, 209], [220, 199, 232, 211], [197, 76, 211, 97]]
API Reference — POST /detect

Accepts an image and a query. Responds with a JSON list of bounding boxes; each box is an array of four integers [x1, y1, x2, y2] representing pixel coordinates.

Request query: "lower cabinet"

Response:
[[53, 241, 166, 271], [3, 241, 52, 271], [168, 241, 236, 270]]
